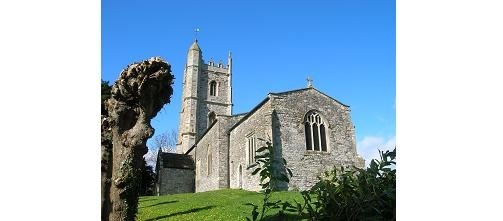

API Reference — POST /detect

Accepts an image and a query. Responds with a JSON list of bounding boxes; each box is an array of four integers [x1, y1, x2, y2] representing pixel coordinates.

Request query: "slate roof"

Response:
[[159, 152, 194, 170]]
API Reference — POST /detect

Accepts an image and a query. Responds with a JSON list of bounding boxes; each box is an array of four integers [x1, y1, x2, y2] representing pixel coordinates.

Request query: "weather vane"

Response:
[[307, 75, 313, 88], [194, 28, 200, 42]]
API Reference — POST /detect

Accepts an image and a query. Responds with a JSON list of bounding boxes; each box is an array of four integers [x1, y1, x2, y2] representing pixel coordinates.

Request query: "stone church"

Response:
[[155, 40, 364, 195]]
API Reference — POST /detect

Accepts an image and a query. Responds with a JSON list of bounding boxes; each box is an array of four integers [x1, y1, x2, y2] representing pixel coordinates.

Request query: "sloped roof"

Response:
[[189, 41, 201, 51], [228, 97, 270, 132], [185, 112, 249, 155], [184, 119, 218, 155], [228, 87, 349, 133], [159, 152, 194, 169], [269, 87, 349, 107]]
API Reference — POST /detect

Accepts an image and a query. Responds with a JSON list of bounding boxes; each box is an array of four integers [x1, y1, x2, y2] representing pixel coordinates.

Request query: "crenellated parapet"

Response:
[[206, 59, 229, 69], [203, 64, 229, 74]]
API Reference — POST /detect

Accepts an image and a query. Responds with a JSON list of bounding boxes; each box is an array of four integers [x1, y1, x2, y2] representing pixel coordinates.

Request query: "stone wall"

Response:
[[193, 120, 221, 192], [269, 88, 364, 191], [201, 65, 231, 105], [157, 168, 194, 195], [193, 114, 245, 192], [190, 88, 364, 193], [196, 65, 231, 137], [177, 42, 232, 155], [176, 42, 202, 154], [229, 98, 273, 191]]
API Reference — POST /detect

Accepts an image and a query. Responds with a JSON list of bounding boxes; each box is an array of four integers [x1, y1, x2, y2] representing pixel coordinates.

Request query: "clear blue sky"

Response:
[[102, 0, 395, 163]]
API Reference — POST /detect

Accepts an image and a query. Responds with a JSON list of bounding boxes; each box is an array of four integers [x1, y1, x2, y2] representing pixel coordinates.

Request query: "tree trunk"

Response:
[[101, 114, 113, 221], [102, 57, 173, 221]]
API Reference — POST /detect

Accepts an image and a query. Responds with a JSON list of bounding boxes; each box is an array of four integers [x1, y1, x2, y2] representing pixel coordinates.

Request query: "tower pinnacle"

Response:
[[189, 40, 201, 51]]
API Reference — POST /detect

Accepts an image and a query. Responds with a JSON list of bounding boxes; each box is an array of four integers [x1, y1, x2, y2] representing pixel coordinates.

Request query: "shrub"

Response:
[[246, 139, 396, 221], [294, 148, 396, 221]]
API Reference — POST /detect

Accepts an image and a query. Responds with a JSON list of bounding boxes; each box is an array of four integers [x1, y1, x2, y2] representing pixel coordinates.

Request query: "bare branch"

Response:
[[153, 129, 177, 153]]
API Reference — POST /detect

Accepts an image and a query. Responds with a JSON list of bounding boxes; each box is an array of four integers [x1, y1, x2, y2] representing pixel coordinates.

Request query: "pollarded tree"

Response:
[[101, 57, 174, 221], [101, 79, 113, 220]]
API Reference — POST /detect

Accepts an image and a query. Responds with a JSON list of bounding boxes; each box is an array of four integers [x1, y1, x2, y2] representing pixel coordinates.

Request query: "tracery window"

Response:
[[209, 81, 217, 96], [304, 111, 328, 151]]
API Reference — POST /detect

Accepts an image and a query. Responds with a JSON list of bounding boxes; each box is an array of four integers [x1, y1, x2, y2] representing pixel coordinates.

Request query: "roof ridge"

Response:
[[269, 87, 349, 107], [268, 87, 311, 96]]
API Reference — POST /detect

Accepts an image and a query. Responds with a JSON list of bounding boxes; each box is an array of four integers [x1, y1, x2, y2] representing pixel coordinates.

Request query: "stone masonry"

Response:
[[155, 40, 365, 195], [268, 89, 365, 190], [228, 99, 273, 191], [176, 40, 232, 155], [155, 152, 195, 195]]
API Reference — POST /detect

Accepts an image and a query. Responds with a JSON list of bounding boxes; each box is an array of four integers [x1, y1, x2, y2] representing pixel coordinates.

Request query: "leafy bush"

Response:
[[293, 148, 396, 221], [246, 138, 396, 221]]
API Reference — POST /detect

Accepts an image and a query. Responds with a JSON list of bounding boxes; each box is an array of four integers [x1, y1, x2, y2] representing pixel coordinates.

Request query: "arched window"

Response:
[[208, 112, 216, 127], [209, 81, 217, 96], [304, 111, 328, 152]]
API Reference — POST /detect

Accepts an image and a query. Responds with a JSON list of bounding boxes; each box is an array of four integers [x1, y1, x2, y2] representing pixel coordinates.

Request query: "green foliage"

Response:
[[119, 154, 142, 221], [246, 139, 293, 221], [293, 148, 396, 221], [101, 79, 112, 115], [139, 160, 156, 196]]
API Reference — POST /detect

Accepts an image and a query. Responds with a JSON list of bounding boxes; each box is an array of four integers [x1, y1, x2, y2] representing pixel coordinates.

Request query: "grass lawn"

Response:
[[137, 189, 304, 221]]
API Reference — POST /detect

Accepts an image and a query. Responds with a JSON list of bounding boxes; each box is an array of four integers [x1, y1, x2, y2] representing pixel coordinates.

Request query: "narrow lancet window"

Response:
[[320, 124, 327, 151], [305, 122, 312, 150], [313, 123, 319, 151], [246, 134, 256, 164]]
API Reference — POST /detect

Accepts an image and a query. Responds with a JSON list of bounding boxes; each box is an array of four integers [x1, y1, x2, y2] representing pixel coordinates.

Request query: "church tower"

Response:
[[176, 39, 233, 154]]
